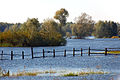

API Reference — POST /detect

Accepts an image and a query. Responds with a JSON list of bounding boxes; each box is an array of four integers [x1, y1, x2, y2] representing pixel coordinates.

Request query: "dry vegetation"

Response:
[[63, 70, 109, 76]]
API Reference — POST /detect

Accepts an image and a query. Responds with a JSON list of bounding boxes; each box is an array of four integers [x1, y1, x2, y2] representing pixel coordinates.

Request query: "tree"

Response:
[[20, 18, 40, 38], [63, 22, 73, 34], [117, 23, 120, 36], [41, 18, 60, 32], [94, 21, 117, 38], [54, 8, 69, 31], [72, 13, 94, 38], [0, 18, 66, 47], [40, 18, 66, 46]]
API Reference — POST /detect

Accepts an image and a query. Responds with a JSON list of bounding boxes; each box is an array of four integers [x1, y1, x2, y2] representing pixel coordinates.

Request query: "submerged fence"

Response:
[[0, 47, 120, 60]]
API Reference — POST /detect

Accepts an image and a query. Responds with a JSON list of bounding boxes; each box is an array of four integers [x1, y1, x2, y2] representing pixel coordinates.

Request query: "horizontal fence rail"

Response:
[[0, 47, 120, 60]]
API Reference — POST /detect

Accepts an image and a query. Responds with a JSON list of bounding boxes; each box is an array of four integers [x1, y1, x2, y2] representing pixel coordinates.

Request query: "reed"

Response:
[[0, 67, 10, 77], [12, 71, 39, 76], [108, 51, 120, 54], [12, 70, 56, 77], [63, 70, 109, 76]]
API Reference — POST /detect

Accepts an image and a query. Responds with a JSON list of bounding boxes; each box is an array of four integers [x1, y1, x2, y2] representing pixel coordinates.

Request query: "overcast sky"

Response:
[[0, 0, 120, 23]]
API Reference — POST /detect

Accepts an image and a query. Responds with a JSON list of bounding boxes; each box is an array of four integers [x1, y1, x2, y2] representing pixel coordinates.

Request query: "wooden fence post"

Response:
[[31, 47, 34, 59], [1, 50, 3, 60], [53, 49, 55, 57], [22, 51, 24, 59], [11, 51, 13, 60], [88, 47, 90, 56], [105, 48, 107, 56], [81, 48, 83, 56], [43, 49, 45, 58], [73, 48, 75, 56], [64, 49, 66, 57]]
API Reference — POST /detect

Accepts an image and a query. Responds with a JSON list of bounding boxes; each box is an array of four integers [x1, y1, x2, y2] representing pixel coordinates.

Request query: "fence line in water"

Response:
[[0, 47, 120, 60]]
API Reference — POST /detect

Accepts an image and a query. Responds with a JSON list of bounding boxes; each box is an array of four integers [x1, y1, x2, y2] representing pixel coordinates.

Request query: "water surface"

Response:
[[0, 38, 120, 80]]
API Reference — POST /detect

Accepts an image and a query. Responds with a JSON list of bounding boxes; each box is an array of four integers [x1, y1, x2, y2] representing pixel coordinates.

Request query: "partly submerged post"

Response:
[[53, 49, 55, 57], [81, 48, 83, 56], [73, 48, 75, 56], [43, 49, 45, 58], [31, 47, 34, 59], [1, 50, 3, 60], [22, 51, 24, 59], [105, 48, 107, 56], [88, 47, 90, 56], [11, 51, 13, 60], [64, 49, 66, 57]]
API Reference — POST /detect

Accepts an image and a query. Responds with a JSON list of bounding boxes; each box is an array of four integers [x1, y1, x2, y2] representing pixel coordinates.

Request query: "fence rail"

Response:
[[0, 47, 120, 60]]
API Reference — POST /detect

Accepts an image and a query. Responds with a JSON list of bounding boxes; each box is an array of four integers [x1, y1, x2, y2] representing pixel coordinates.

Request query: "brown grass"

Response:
[[63, 70, 109, 76]]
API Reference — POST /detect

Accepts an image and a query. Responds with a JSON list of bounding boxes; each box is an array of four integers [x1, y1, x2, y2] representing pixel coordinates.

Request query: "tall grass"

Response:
[[108, 51, 120, 54], [63, 70, 109, 76], [0, 67, 9, 77], [11, 70, 57, 77]]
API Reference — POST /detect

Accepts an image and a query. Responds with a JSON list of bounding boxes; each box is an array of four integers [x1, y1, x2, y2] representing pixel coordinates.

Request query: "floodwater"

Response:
[[0, 38, 120, 80]]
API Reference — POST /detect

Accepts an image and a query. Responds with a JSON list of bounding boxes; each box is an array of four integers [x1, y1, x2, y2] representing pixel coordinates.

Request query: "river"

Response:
[[0, 38, 120, 80]]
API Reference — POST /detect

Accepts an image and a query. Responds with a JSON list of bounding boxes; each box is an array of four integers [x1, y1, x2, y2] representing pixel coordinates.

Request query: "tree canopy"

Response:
[[54, 8, 69, 26], [0, 18, 66, 47], [94, 21, 117, 38], [71, 13, 94, 38], [0, 10, 120, 46]]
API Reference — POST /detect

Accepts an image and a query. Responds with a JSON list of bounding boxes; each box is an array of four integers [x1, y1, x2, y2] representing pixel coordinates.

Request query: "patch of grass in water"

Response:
[[64, 73, 78, 76], [12, 71, 38, 76], [11, 70, 57, 77], [44, 70, 56, 74], [63, 70, 109, 76], [0, 67, 10, 77], [108, 51, 120, 54], [93, 51, 120, 54]]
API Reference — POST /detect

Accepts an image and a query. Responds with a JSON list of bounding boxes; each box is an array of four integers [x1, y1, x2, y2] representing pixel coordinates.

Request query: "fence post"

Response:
[[53, 49, 55, 57], [64, 49, 66, 57], [105, 48, 107, 56], [88, 47, 90, 56], [1, 50, 3, 60], [81, 48, 83, 56], [22, 51, 24, 59], [31, 47, 34, 59], [43, 49, 45, 58], [73, 48, 75, 56], [11, 51, 13, 60]]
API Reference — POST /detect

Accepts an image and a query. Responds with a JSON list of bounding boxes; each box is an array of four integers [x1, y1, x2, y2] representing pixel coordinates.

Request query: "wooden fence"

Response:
[[0, 47, 120, 60]]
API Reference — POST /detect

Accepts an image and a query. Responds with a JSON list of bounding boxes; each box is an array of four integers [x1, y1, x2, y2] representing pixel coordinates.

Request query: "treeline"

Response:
[[0, 22, 14, 32], [0, 18, 66, 47], [0, 8, 120, 47], [68, 13, 119, 38]]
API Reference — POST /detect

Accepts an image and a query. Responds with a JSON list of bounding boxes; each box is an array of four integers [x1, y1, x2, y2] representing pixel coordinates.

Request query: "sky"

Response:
[[0, 0, 120, 23]]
